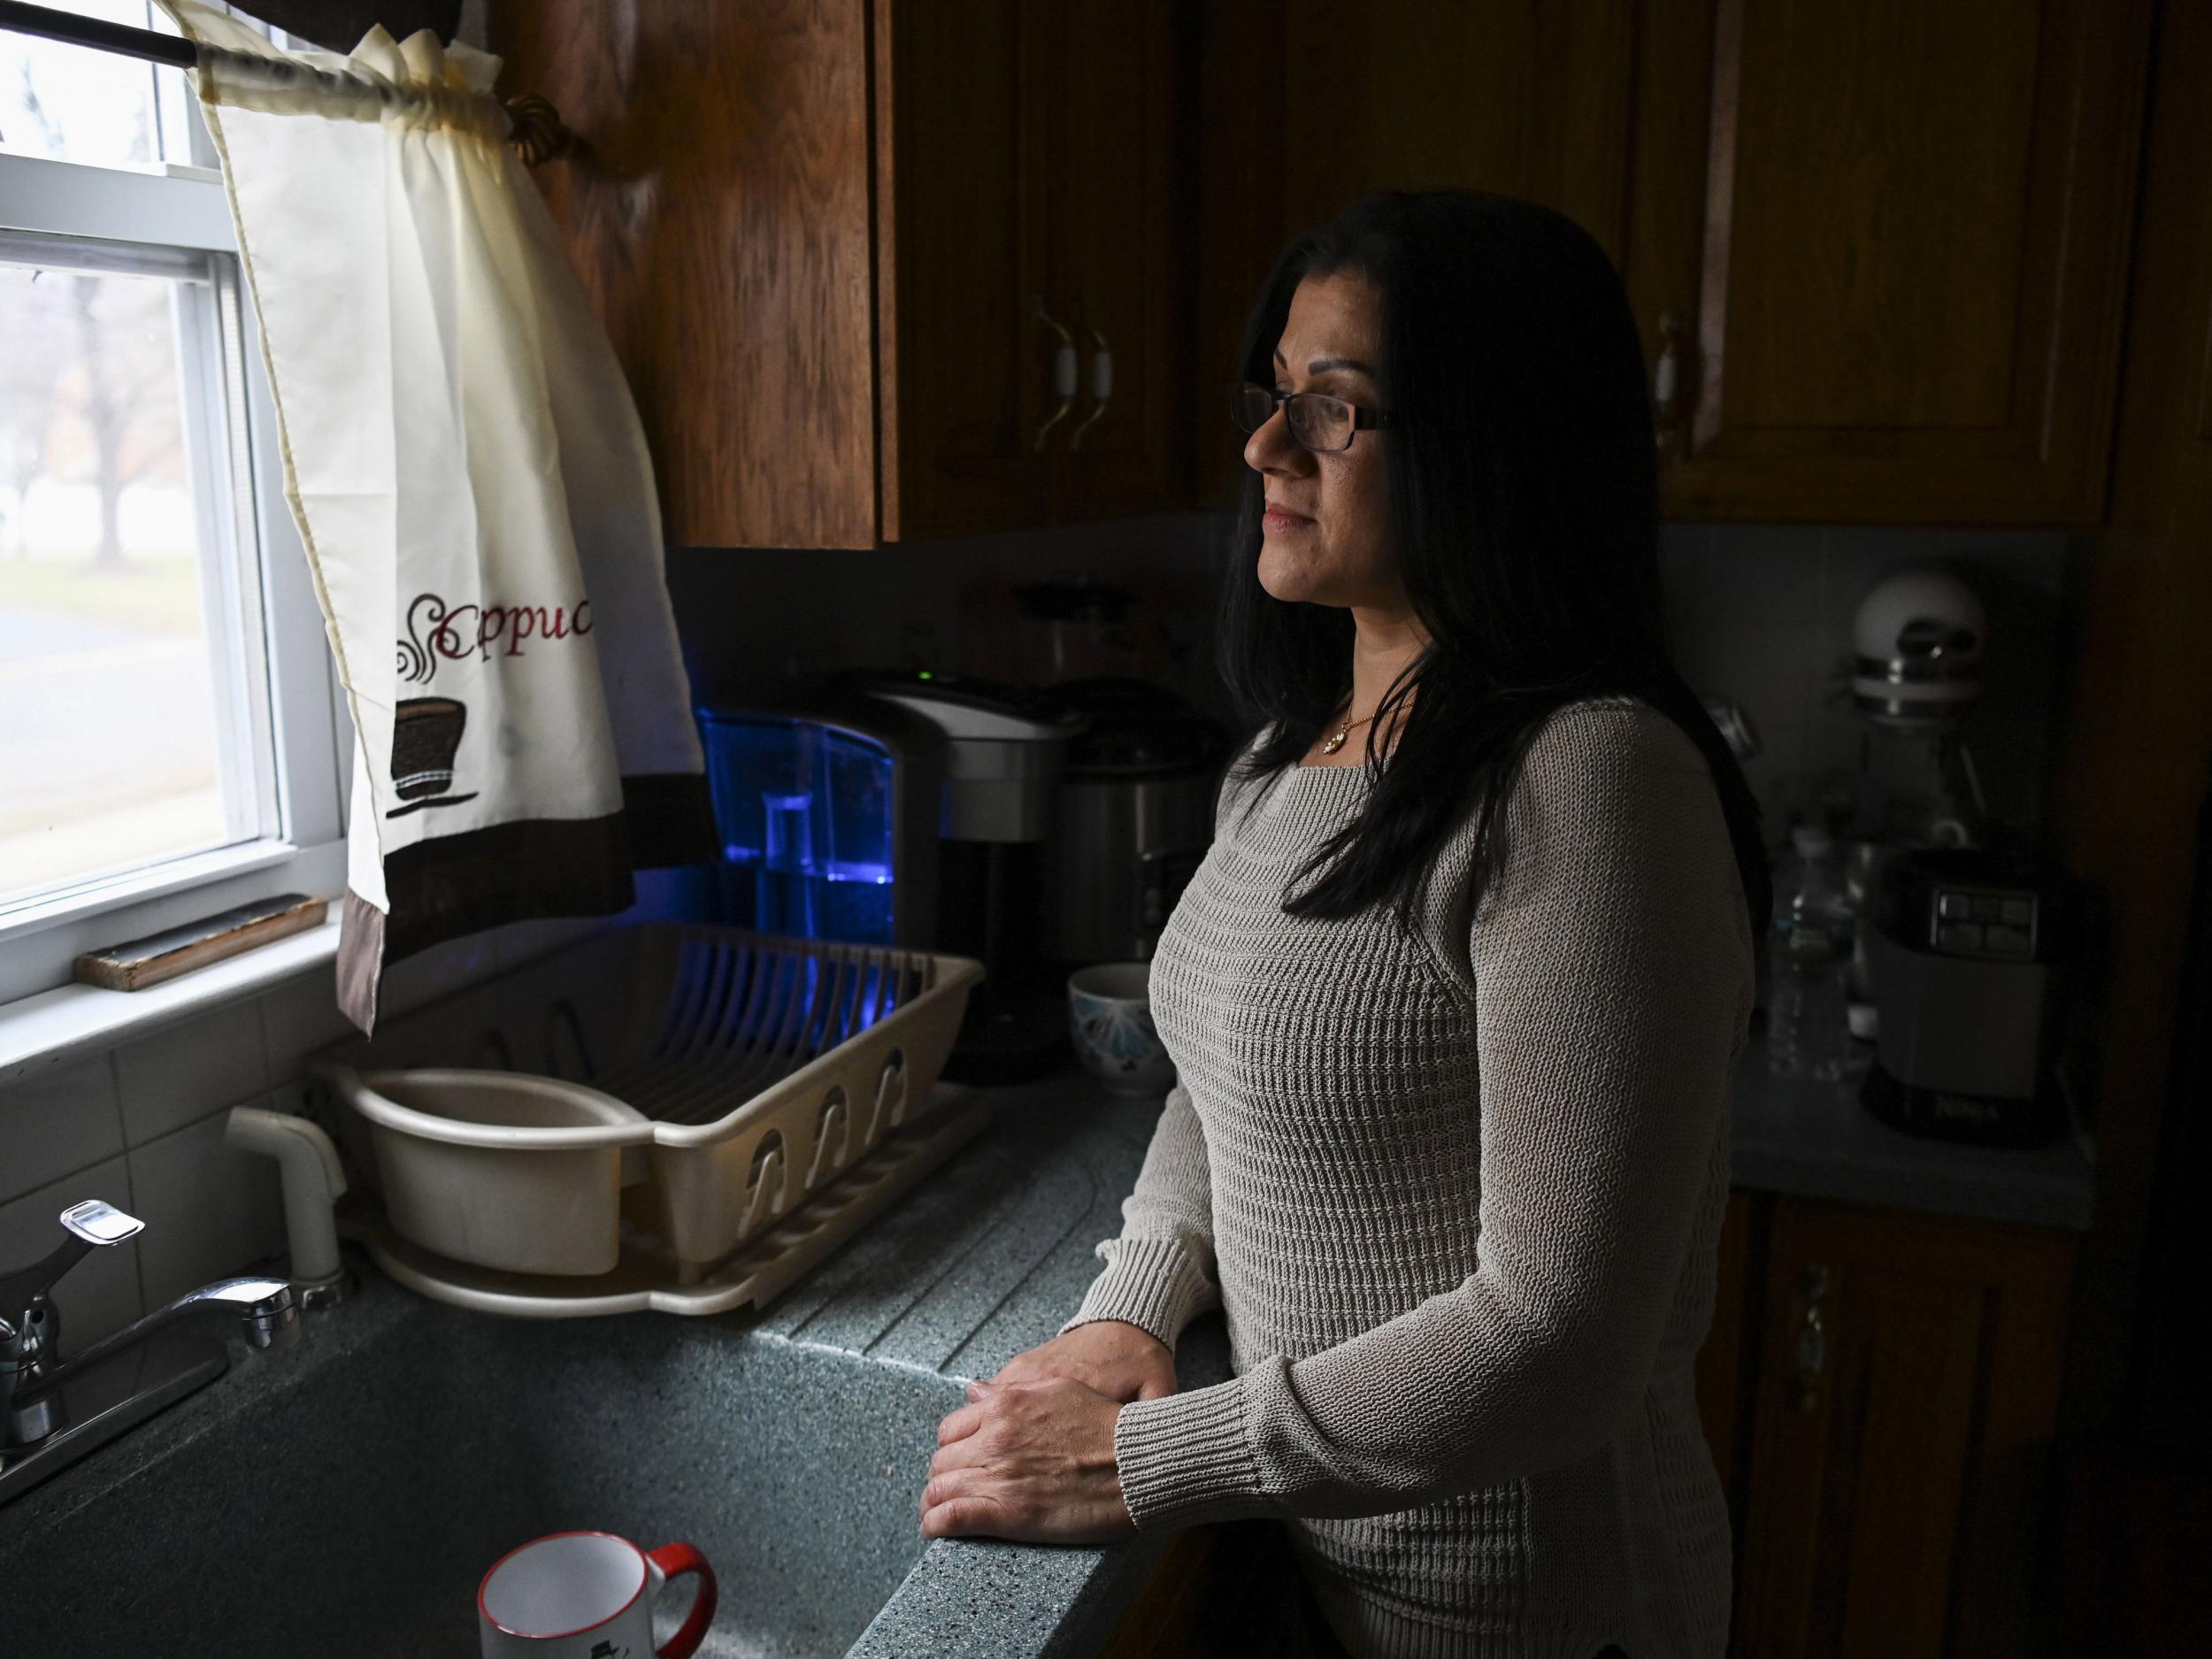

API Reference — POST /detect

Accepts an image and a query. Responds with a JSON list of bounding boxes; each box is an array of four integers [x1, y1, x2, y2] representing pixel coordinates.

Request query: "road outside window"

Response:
[[0, 3, 342, 1006], [0, 245, 277, 902]]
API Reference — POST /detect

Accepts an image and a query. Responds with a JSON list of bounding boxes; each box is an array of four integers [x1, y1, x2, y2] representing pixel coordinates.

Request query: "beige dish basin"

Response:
[[331, 1068, 650, 1277]]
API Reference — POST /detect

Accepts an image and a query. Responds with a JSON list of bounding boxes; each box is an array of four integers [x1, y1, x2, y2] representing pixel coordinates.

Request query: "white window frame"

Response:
[[0, 149, 349, 1008]]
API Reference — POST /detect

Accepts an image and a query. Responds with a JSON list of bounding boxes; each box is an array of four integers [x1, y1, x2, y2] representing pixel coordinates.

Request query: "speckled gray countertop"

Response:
[[0, 1042, 2091, 1658], [1729, 1031, 2095, 1231], [760, 1069, 1235, 1659]]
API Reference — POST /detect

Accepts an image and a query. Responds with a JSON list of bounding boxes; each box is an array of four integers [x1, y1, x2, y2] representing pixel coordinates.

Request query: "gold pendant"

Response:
[[1321, 725, 1349, 755]]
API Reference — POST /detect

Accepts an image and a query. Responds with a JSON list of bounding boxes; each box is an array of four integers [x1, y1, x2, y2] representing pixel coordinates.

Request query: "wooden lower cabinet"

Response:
[[1697, 1189, 1762, 1533], [1729, 1197, 2075, 1659], [1096, 1527, 1219, 1659], [1098, 1192, 2073, 1657], [1097, 1521, 1339, 1659]]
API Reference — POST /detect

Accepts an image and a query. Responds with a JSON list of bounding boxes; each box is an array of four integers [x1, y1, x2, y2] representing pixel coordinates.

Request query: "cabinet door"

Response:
[[492, 0, 879, 549], [879, 0, 1055, 541], [1735, 1198, 2072, 1658], [1623, 0, 2154, 525], [1279, 0, 1640, 261], [1190, 0, 1293, 515], [1694, 1190, 1760, 1541], [1049, 0, 1192, 523], [1187, 0, 1641, 511]]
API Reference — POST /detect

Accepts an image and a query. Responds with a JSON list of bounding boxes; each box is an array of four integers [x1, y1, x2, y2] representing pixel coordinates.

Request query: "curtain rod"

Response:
[[0, 0, 574, 165]]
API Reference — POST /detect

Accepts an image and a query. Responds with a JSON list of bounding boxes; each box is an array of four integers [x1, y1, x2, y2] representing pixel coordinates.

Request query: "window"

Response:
[[0, 4, 346, 1006]]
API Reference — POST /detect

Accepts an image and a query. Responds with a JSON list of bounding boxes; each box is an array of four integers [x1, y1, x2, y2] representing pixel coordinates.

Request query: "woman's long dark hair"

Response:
[[1219, 189, 1770, 939]]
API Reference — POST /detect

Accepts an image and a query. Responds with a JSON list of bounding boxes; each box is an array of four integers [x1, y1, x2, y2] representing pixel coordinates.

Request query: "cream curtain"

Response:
[[159, 1, 707, 1030]]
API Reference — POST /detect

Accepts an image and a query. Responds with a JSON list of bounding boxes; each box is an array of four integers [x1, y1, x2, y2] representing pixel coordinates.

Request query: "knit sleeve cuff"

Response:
[[1113, 1378, 1268, 1532], [1056, 1234, 1219, 1351]]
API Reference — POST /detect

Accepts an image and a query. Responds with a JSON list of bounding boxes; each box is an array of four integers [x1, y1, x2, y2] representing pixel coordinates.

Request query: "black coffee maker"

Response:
[[1860, 847, 2074, 1146], [834, 669, 1087, 1082]]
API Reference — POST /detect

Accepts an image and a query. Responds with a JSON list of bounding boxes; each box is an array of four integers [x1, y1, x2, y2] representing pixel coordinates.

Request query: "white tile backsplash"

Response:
[[7, 883, 685, 1303], [672, 512, 2069, 856], [127, 1094, 289, 1308], [112, 999, 269, 1147], [1658, 521, 2069, 844], [0, 1156, 142, 1344], [0, 1053, 123, 1206], [256, 964, 358, 1083], [377, 932, 500, 1020], [485, 915, 614, 980]]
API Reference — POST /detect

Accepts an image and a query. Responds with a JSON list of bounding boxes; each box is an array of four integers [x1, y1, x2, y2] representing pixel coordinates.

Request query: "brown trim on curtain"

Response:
[[333, 772, 712, 1032], [379, 810, 638, 958], [337, 809, 634, 1032]]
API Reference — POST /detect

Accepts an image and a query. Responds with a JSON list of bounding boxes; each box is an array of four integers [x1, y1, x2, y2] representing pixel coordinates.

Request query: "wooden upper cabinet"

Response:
[[887, 0, 1190, 538], [1278, 0, 1640, 265], [1623, 0, 2155, 525], [489, 0, 1193, 548], [1047, 1, 1192, 525], [1240, 0, 2154, 526], [1188, 0, 1644, 508], [496, 0, 2153, 538], [874, 0, 1053, 541], [491, 0, 880, 549]]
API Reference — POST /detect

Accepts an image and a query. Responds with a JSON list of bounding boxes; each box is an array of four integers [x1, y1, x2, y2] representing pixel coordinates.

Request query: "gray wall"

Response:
[[671, 514, 2072, 849]]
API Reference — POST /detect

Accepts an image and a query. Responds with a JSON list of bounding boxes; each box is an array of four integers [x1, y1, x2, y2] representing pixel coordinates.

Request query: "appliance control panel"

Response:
[[1925, 886, 2039, 958]]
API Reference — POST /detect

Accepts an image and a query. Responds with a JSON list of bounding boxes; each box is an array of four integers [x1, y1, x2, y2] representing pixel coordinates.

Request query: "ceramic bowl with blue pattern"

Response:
[[1066, 963, 1175, 1095]]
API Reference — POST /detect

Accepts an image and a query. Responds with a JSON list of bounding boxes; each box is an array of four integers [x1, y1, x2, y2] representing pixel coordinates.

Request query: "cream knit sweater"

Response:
[[1058, 696, 1754, 1659]]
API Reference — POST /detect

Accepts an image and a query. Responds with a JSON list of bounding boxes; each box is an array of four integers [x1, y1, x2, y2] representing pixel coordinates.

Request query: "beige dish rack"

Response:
[[311, 924, 986, 1307]]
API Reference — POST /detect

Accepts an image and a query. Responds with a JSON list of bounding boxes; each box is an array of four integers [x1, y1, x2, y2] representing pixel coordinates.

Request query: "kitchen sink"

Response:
[[1, 1279, 961, 1658], [1, 1073, 1227, 1659]]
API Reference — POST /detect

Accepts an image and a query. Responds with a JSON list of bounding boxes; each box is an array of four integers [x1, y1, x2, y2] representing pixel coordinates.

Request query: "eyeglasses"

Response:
[[1231, 380, 1394, 453]]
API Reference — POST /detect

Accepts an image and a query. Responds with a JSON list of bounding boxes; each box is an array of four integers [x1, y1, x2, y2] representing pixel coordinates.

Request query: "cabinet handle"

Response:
[[1653, 308, 1687, 457], [1070, 320, 1114, 452], [1034, 294, 1079, 451], [1790, 1263, 1832, 1414]]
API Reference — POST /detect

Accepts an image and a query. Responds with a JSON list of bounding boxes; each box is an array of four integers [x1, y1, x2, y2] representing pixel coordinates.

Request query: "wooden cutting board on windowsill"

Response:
[[73, 894, 327, 991]]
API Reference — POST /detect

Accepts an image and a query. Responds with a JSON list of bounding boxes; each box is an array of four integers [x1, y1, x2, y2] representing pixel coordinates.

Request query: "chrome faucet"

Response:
[[1, 1200, 298, 1501]]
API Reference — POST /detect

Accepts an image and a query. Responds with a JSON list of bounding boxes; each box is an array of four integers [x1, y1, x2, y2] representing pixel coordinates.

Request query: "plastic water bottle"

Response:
[[1769, 825, 1855, 1081]]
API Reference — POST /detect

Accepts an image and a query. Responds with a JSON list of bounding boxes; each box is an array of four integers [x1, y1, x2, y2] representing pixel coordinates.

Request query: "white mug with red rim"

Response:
[[478, 1530, 717, 1658]]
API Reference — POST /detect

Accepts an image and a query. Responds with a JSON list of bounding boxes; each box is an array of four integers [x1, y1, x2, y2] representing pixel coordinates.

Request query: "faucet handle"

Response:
[[59, 1200, 143, 1248], [0, 1201, 144, 1330]]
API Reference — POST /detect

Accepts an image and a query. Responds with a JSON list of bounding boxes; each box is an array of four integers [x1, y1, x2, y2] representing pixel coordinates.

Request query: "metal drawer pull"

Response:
[[1071, 320, 1113, 450], [1791, 1263, 1832, 1413], [1034, 295, 1078, 449], [1654, 308, 1686, 455]]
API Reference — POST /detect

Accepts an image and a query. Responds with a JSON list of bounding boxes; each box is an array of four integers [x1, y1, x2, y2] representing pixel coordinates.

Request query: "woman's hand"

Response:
[[989, 1319, 1179, 1402], [918, 1376, 1138, 1544]]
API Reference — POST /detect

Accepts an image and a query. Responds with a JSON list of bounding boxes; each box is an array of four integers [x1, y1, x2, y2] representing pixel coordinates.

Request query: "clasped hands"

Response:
[[918, 1318, 1177, 1545]]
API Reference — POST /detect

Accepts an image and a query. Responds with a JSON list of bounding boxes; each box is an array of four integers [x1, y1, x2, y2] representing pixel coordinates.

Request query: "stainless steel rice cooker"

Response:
[[1039, 679, 1229, 969]]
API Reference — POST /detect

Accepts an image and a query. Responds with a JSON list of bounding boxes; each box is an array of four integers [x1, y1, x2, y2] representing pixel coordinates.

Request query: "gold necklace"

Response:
[[1319, 710, 1376, 755]]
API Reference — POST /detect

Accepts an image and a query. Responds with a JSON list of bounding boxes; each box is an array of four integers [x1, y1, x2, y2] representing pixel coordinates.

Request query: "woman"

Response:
[[917, 189, 1768, 1659]]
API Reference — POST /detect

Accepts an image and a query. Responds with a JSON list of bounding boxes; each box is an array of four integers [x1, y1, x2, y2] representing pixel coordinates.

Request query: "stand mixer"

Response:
[[1846, 566, 1992, 847], [1840, 567, 2072, 1145]]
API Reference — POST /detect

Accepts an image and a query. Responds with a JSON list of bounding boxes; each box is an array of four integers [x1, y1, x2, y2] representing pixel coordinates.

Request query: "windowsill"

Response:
[[0, 914, 342, 1087], [0, 840, 308, 947]]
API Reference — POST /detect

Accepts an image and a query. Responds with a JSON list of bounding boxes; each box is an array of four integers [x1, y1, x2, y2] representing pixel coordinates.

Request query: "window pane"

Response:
[[0, 245, 270, 908], [0, 3, 204, 171]]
